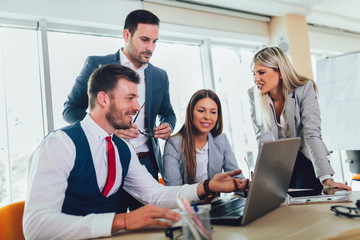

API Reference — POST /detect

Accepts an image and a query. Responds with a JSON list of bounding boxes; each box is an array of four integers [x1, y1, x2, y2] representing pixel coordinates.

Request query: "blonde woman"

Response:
[[248, 47, 350, 193], [163, 89, 246, 186]]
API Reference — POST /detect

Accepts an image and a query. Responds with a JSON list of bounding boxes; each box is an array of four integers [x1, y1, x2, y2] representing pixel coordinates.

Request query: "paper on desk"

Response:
[[288, 194, 351, 205]]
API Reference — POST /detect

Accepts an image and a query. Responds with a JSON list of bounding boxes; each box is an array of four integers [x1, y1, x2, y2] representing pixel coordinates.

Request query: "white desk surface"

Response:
[[103, 191, 360, 240]]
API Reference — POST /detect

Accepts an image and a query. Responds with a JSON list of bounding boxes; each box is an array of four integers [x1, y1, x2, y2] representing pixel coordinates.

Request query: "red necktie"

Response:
[[103, 136, 116, 196]]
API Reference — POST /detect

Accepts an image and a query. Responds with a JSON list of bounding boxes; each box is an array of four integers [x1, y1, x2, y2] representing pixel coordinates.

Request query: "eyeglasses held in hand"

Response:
[[132, 102, 154, 137], [132, 102, 145, 123], [138, 129, 154, 137], [330, 205, 360, 218]]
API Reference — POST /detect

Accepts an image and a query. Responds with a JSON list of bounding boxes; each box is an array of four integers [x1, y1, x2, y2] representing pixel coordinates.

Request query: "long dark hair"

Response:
[[177, 89, 223, 183]]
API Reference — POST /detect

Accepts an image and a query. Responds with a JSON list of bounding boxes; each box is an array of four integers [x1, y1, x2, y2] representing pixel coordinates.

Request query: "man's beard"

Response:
[[132, 51, 152, 65], [106, 102, 133, 130], [129, 39, 152, 64]]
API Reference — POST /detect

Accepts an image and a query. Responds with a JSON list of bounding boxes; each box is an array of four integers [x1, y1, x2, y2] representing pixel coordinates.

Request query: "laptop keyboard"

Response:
[[210, 197, 247, 218]]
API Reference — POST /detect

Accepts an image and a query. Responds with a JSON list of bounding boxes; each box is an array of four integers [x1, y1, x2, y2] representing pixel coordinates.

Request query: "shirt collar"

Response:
[[267, 95, 287, 127], [120, 48, 148, 71], [82, 114, 111, 141], [267, 94, 273, 105], [196, 141, 209, 153]]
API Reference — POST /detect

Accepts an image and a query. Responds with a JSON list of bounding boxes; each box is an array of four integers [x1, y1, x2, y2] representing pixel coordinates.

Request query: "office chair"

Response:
[[345, 150, 360, 187], [159, 177, 166, 186], [0, 200, 25, 240]]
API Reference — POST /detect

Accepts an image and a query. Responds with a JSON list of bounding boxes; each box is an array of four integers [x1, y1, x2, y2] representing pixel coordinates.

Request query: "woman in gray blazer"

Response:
[[248, 46, 350, 193], [163, 89, 245, 186]]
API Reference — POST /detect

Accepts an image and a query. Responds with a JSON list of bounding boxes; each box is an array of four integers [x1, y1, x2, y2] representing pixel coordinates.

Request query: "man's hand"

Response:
[[115, 123, 140, 139], [154, 123, 172, 140], [197, 170, 249, 197], [112, 204, 181, 233], [210, 170, 249, 192]]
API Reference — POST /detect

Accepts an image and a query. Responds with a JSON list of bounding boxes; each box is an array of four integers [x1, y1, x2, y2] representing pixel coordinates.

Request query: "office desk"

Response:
[[105, 192, 360, 240]]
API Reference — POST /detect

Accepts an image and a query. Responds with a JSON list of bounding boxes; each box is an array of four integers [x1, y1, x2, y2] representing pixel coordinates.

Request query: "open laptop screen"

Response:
[[210, 138, 301, 226]]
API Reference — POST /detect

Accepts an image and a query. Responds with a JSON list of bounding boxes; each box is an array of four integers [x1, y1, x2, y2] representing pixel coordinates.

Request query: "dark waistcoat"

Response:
[[61, 122, 131, 215]]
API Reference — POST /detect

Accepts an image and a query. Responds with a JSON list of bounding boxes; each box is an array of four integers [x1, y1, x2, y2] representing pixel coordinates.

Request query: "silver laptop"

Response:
[[210, 137, 301, 225]]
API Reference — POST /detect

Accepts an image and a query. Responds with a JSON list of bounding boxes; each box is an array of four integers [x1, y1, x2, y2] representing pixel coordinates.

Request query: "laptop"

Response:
[[210, 137, 301, 226]]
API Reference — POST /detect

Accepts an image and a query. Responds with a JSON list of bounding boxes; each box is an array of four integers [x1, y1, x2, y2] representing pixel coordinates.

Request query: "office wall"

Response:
[[143, 1, 269, 46], [0, 0, 269, 46], [0, 0, 141, 29], [309, 28, 360, 54], [2, 0, 359, 53], [269, 14, 313, 79]]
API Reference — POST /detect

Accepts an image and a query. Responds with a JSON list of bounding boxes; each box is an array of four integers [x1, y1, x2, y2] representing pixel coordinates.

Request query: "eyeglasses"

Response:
[[330, 205, 360, 218], [138, 129, 154, 137], [133, 102, 154, 137]]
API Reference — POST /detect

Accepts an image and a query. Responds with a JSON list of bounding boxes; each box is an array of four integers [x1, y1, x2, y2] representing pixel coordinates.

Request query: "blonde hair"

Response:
[[251, 47, 317, 130]]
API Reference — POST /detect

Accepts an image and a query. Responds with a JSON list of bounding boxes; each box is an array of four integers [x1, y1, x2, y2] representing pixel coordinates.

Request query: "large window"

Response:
[[47, 31, 122, 129], [0, 27, 44, 205], [47, 33, 205, 133], [211, 46, 258, 176], [0, 21, 266, 206], [151, 41, 204, 133]]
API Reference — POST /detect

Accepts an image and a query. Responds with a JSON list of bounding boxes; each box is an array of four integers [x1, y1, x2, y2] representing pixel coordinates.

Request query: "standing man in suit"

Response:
[[63, 9, 175, 183]]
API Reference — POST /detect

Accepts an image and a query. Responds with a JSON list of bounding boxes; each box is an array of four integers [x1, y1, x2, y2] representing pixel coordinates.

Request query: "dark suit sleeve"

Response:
[[63, 57, 97, 123], [157, 71, 176, 131]]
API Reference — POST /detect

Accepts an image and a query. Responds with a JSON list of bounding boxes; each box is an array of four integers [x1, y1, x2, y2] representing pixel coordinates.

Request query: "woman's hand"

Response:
[[322, 178, 352, 194]]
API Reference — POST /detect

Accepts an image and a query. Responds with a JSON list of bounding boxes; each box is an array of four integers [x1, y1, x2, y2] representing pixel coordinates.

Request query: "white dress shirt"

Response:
[[120, 49, 150, 153], [268, 96, 291, 140], [23, 114, 199, 240], [195, 142, 209, 183]]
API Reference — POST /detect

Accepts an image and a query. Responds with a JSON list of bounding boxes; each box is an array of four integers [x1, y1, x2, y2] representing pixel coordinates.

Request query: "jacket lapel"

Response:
[[207, 133, 214, 178], [285, 93, 296, 138], [145, 65, 153, 131], [207, 133, 223, 178], [113, 50, 121, 64], [269, 100, 279, 140]]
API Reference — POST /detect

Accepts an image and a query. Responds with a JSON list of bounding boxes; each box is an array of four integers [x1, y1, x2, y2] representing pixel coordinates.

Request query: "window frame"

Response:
[[0, 17, 265, 205]]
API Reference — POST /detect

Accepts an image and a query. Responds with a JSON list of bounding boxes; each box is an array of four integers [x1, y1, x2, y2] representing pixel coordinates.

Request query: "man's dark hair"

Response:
[[88, 64, 140, 110], [124, 9, 160, 35]]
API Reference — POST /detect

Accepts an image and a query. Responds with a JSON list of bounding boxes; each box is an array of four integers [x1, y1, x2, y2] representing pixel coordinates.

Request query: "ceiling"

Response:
[[176, 0, 360, 33]]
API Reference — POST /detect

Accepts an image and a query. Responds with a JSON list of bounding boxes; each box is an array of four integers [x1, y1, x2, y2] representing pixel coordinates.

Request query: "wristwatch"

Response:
[[203, 179, 215, 197], [323, 179, 335, 189]]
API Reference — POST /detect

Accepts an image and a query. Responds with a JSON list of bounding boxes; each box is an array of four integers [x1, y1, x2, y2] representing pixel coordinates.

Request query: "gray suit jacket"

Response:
[[162, 132, 244, 186], [62, 50, 176, 175], [248, 81, 334, 177]]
